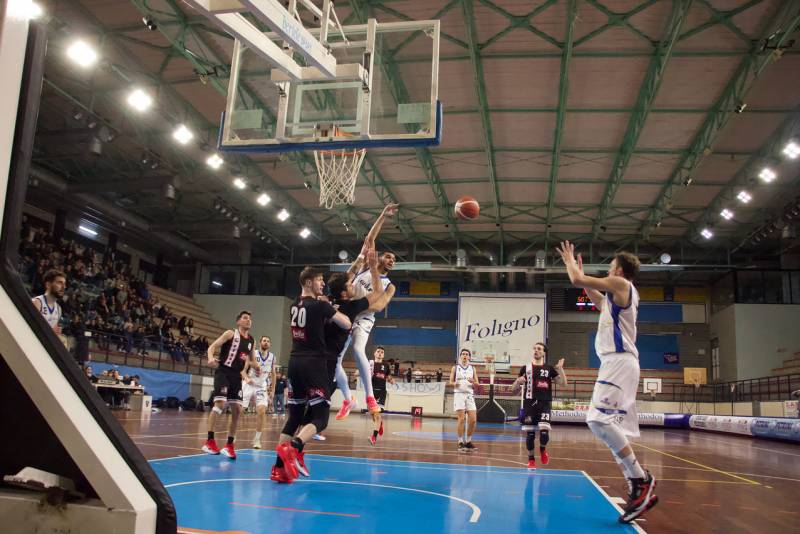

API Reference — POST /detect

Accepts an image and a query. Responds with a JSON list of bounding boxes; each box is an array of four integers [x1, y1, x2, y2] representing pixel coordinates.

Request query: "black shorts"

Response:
[[287, 356, 330, 406], [212, 367, 243, 405], [521, 399, 551, 431], [325, 358, 338, 400], [374, 388, 387, 407]]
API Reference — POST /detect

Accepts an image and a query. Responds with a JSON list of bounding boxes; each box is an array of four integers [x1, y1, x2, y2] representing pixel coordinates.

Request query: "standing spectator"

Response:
[[436, 368, 443, 382], [273, 373, 287, 416], [405, 367, 412, 383], [393, 359, 400, 377]]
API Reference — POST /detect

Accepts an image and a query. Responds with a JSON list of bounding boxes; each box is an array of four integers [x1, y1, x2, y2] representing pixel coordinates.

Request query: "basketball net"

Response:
[[314, 128, 365, 209]]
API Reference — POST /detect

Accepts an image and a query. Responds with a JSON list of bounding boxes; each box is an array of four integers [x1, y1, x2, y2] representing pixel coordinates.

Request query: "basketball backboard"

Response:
[[186, 1, 441, 152]]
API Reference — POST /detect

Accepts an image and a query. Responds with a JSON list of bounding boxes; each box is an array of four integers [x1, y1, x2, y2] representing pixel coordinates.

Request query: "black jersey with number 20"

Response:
[[290, 296, 336, 358]]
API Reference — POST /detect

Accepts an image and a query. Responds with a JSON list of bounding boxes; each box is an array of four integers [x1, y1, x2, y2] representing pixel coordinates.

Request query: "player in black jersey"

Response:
[[511, 342, 567, 469], [272, 267, 352, 484], [297, 248, 392, 443], [369, 346, 394, 445], [202, 310, 258, 459]]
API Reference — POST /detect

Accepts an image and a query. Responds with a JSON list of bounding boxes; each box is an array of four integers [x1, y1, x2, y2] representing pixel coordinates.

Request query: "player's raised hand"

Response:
[[382, 203, 400, 217], [577, 253, 585, 273], [556, 358, 565, 369]]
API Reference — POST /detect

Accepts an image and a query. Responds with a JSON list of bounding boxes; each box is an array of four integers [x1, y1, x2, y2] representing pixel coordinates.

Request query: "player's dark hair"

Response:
[[236, 310, 251, 321], [44, 269, 65, 284], [535, 342, 548, 354], [375, 346, 385, 352], [614, 251, 641, 280], [260, 335, 270, 342], [327, 272, 349, 298], [299, 265, 323, 286], [459, 348, 471, 357]]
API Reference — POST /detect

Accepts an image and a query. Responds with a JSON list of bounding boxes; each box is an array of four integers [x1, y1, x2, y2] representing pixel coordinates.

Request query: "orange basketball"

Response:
[[454, 196, 480, 220]]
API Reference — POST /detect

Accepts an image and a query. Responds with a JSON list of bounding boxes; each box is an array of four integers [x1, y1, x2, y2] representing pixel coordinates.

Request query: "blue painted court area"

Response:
[[151, 452, 641, 533]]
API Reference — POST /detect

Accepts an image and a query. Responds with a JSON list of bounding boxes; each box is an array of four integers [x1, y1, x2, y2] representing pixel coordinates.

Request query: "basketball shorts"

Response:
[[454, 391, 476, 412], [242, 382, 268, 409], [212, 367, 243, 405], [586, 353, 641, 437], [325, 357, 338, 400], [374, 388, 387, 407], [521, 399, 552, 431], [287, 356, 330, 407]]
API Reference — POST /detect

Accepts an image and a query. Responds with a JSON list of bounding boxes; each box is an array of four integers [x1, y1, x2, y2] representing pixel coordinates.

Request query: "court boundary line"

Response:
[[162, 477, 481, 523], [581, 470, 647, 534], [240, 450, 585, 477], [633, 443, 761, 486]]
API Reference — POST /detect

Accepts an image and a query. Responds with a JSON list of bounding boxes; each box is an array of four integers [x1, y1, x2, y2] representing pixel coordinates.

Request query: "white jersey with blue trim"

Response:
[[247, 350, 274, 388], [351, 267, 391, 331], [35, 294, 61, 330], [455, 364, 475, 394], [594, 283, 639, 358]]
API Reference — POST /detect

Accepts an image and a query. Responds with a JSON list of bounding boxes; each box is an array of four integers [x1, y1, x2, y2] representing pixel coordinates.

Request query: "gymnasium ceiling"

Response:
[[29, 0, 800, 266]]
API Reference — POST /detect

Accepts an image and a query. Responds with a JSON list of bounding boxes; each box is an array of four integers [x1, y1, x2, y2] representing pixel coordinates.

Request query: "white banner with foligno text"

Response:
[[457, 292, 547, 367]]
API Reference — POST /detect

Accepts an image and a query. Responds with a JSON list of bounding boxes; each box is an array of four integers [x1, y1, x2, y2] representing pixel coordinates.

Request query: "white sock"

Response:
[[458, 437, 464, 444], [466, 433, 473, 443], [619, 452, 646, 479], [613, 452, 632, 478], [254, 431, 261, 440]]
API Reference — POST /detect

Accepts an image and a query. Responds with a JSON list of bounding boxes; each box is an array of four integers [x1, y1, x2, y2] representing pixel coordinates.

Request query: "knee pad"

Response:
[[539, 429, 550, 446], [525, 431, 536, 451], [587, 420, 628, 454], [308, 401, 330, 433]]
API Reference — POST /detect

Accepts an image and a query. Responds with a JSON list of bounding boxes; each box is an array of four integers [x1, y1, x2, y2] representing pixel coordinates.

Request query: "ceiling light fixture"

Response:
[[277, 208, 290, 221], [758, 167, 776, 183], [206, 154, 223, 170], [233, 177, 246, 190], [127, 88, 152, 112], [257, 192, 271, 206], [783, 141, 800, 160], [172, 124, 193, 145], [67, 40, 98, 68], [701, 228, 713, 240], [299, 227, 311, 239], [720, 208, 734, 220], [737, 190, 752, 203]]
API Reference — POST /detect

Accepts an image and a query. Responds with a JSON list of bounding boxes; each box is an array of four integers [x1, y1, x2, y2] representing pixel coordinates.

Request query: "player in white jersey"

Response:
[[557, 241, 657, 523], [334, 203, 398, 418], [32, 269, 65, 335], [449, 349, 480, 451], [244, 335, 276, 448]]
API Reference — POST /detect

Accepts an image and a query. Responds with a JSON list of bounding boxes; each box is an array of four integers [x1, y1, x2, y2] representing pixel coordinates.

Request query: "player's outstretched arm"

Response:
[[363, 203, 399, 250], [207, 329, 233, 366], [448, 366, 456, 386], [576, 253, 604, 308], [555, 358, 568, 386], [557, 241, 628, 302], [331, 310, 352, 331]]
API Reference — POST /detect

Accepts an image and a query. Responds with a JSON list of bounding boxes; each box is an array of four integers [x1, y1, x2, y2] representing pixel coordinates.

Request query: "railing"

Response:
[[69, 330, 216, 377]]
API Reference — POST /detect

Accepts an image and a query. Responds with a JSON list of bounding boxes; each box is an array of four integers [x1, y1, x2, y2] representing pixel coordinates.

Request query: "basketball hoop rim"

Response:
[[313, 127, 367, 157]]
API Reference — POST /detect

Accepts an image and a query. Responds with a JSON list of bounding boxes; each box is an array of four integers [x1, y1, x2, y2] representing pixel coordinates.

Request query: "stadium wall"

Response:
[[711, 303, 800, 380]]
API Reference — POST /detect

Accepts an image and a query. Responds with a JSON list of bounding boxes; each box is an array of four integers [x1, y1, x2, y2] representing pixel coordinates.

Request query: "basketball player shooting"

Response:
[[335, 203, 399, 417], [556, 241, 657, 523]]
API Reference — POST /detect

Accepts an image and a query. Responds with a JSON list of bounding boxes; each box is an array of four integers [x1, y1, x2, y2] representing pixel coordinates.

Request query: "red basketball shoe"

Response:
[[540, 449, 550, 465], [527, 458, 536, 470], [295, 450, 310, 477], [221, 442, 236, 460], [202, 439, 220, 455], [276, 443, 299, 480], [270, 465, 293, 484]]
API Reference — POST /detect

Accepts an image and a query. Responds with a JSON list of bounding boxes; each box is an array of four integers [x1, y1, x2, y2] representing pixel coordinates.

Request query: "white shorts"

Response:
[[586, 353, 640, 437], [242, 382, 269, 409], [454, 391, 476, 412]]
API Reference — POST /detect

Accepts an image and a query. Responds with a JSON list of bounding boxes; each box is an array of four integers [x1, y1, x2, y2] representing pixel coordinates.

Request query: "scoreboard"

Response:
[[566, 288, 599, 312]]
